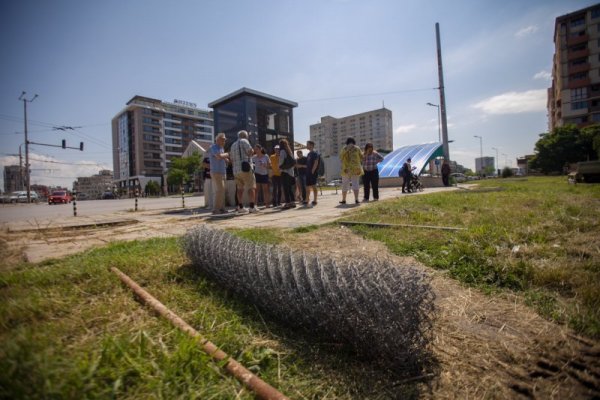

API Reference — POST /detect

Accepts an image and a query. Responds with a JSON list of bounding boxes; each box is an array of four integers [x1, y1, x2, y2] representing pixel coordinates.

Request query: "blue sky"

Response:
[[0, 0, 595, 188]]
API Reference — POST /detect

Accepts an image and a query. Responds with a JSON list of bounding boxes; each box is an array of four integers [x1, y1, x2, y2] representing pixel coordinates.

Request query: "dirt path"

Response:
[[1, 220, 599, 398]]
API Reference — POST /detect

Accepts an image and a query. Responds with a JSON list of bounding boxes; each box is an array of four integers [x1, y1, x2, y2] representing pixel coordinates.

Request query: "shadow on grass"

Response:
[[172, 262, 439, 400]]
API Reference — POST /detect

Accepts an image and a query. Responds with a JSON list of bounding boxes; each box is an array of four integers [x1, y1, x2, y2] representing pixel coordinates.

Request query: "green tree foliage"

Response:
[[167, 154, 201, 187], [501, 166, 514, 178], [145, 180, 160, 196], [530, 124, 600, 174]]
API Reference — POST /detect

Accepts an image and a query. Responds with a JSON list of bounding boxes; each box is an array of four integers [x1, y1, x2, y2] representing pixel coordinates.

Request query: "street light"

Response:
[[426, 102, 441, 142], [491, 147, 499, 175], [18, 91, 38, 203], [473, 135, 483, 174]]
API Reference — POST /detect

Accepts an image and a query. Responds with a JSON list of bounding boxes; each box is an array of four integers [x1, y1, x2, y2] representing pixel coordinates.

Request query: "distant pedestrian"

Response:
[[339, 137, 364, 205], [279, 139, 297, 209], [362, 142, 384, 202], [441, 159, 451, 187], [230, 130, 258, 213], [252, 144, 271, 207], [209, 132, 229, 214], [270, 146, 283, 207], [295, 150, 308, 205], [400, 158, 412, 193], [305, 140, 320, 207]]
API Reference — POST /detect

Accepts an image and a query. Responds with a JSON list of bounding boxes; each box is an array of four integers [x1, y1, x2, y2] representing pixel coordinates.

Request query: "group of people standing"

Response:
[[207, 130, 321, 215], [206, 131, 390, 214], [338, 137, 385, 204]]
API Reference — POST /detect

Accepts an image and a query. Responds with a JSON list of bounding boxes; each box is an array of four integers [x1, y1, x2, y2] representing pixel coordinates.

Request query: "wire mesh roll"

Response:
[[183, 225, 435, 372]]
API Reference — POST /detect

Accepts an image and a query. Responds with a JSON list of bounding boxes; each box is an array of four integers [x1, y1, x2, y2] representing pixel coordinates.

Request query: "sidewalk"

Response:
[[5, 186, 456, 263]]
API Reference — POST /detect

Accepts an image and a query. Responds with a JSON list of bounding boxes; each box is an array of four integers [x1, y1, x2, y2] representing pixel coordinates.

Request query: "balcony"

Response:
[[568, 78, 590, 89], [569, 62, 590, 74], [567, 33, 589, 46], [568, 48, 589, 61]]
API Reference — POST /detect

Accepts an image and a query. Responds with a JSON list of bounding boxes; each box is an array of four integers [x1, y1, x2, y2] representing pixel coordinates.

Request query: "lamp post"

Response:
[[426, 102, 441, 142], [473, 135, 483, 174], [491, 147, 499, 175], [18, 91, 38, 203]]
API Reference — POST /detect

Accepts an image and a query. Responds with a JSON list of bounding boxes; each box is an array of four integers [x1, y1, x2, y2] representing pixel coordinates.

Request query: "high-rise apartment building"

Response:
[[3, 165, 23, 192], [309, 108, 393, 157], [111, 96, 213, 191], [548, 5, 600, 130]]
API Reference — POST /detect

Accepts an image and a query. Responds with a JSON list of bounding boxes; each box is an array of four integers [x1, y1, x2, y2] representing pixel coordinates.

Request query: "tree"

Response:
[[145, 180, 160, 196], [501, 166, 514, 178], [529, 124, 600, 174], [167, 154, 202, 188]]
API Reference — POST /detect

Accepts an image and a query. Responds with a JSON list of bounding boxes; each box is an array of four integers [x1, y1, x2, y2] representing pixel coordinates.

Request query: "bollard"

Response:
[[134, 189, 139, 212], [72, 190, 77, 217], [181, 186, 185, 208]]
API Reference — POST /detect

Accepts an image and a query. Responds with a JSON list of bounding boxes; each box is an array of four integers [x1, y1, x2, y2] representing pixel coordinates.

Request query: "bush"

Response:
[[501, 166, 514, 178]]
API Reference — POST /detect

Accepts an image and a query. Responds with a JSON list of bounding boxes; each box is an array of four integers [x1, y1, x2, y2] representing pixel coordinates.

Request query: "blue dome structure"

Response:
[[379, 142, 444, 178]]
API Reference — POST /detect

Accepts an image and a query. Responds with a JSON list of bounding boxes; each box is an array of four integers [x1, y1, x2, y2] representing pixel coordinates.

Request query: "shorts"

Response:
[[234, 171, 256, 190], [255, 173, 269, 184], [306, 173, 318, 186]]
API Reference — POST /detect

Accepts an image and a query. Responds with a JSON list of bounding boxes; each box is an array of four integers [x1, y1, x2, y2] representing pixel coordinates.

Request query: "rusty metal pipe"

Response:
[[111, 267, 289, 400]]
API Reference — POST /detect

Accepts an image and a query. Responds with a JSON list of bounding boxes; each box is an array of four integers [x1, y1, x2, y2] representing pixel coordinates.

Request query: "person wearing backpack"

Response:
[[278, 139, 296, 209], [339, 137, 364, 205], [305, 140, 320, 207], [230, 130, 258, 213]]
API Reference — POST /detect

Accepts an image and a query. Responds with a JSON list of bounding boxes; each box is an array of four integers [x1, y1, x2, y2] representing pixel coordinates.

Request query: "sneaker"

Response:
[[373, 198, 378, 202], [355, 199, 360, 204], [237, 207, 249, 214], [307, 203, 314, 208], [249, 207, 259, 213], [311, 201, 317, 206], [362, 198, 369, 203]]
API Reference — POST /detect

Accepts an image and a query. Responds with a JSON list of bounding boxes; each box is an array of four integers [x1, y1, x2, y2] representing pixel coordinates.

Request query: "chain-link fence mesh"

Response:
[[183, 226, 435, 372]]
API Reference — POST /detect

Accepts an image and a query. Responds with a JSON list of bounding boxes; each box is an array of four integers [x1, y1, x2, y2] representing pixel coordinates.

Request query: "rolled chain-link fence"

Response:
[[183, 226, 435, 372]]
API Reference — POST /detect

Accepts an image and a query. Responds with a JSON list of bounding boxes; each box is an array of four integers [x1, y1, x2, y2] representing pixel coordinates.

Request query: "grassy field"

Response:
[[1, 176, 598, 399], [344, 177, 600, 337], [0, 237, 415, 399]]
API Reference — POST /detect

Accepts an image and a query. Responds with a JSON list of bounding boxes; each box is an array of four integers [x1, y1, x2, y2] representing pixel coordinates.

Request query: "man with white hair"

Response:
[[230, 130, 258, 213]]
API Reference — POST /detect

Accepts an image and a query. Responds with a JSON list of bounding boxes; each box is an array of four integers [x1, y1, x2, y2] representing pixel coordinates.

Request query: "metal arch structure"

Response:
[[378, 142, 444, 178]]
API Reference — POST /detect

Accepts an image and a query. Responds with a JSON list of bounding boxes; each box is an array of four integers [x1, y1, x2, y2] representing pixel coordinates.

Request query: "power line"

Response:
[[298, 87, 436, 103]]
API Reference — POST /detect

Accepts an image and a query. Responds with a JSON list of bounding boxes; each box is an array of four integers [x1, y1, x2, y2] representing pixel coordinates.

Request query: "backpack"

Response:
[[317, 155, 325, 177], [280, 151, 296, 170]]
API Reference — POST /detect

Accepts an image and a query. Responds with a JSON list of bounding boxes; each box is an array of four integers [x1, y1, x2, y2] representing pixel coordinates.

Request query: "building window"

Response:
[[570, 16, 585, 28], [592, 113, 600, 122], [570, 72, 588, 81], [571, 87, 587, 101], [571, 101, 588, 110], [592, 8, 600, 19]]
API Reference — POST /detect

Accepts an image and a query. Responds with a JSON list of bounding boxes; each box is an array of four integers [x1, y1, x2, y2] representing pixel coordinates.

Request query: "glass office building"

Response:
[[208, 88, 298, 152]]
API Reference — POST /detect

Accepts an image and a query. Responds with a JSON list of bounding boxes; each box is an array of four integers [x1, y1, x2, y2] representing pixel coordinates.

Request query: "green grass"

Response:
[[0, 237, 418, 399], [344, 177, 600, 337]]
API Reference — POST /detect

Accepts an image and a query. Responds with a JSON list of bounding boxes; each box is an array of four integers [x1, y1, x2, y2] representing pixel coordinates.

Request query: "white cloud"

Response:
[[515, 25, 538, 38], [472, 89, 547, 115], [533, 70, 551, 81], [395, 124, 417, 134], [0, 152, 110, 190]]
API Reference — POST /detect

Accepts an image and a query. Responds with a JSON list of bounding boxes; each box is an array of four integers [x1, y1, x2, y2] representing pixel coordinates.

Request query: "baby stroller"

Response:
[[410, 167, 424, 192]]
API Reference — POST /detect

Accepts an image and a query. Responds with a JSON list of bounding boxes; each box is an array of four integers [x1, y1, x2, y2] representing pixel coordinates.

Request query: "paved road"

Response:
[[0, 196, 207, 224]]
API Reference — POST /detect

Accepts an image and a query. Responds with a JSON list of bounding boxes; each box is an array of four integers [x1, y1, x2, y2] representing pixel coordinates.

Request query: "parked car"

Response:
[[101, 191, 116, 200], [7, 191, 40, 203], [450, 173, 468, 183], [48, 190, 73, 204]]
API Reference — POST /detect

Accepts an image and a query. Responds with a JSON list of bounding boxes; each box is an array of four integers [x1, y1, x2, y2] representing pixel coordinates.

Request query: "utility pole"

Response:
[[19, 91, 38, 203], [436, 22, 450, 161], [19, 144, 24, 190]]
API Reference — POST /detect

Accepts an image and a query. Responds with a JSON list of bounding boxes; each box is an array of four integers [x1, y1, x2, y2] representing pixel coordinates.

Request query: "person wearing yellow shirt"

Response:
[[339, 137, 364, 205]]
